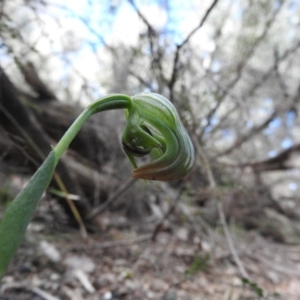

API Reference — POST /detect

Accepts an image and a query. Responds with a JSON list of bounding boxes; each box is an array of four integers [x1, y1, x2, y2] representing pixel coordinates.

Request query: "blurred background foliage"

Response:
[[1, 0, 300, 245], [1, 0, 300, 297]]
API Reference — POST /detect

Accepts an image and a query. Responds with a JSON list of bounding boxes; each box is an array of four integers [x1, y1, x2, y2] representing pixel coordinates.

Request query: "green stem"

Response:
[[54, 94, 131, 163]]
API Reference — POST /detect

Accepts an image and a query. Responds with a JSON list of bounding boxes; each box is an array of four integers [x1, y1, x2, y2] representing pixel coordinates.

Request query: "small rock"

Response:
[[39, 241, 61, 262], [232, 276, 242, 286], [50, 273, 60, 281], [176, 227, 189, 242], [73, 269, 95, 293], [103, 291, 112, 300], [64, 255, 95, 273], [163, 290, 178, 300]]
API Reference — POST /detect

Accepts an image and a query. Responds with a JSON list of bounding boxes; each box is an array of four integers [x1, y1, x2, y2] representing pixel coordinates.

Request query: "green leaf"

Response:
[[0, 151, 56, 280]]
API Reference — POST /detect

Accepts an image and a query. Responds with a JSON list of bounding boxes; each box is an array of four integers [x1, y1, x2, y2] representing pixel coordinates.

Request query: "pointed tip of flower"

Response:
[[132, 167, 191, 181]]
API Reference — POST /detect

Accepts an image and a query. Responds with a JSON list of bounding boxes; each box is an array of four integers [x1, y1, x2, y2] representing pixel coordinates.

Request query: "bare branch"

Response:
[[69, 234, 152, 251], [151, 187, 184, 241], [223, 1, 284, 93], [128, 0, 167, 91], [180, 0, 219, 49], [86, 178, 137, 221], [0, 0, 5, 23], [245, 143, 300, 172], [168, 0, 219, 101], [214, 79, 300, 158], [18, 61, 57, 101], [204, 38, 300, 139], [128, 0, 156, 56], [195, 139, 250, 279], [128, 70, 153, 89], [215, 110, 278, 158], [199, 2, 284, 136], [128, 0, 156, 35]]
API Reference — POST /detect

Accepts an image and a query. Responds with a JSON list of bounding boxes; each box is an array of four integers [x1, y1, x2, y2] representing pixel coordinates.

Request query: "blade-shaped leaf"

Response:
[[0, 151, 56, 280]]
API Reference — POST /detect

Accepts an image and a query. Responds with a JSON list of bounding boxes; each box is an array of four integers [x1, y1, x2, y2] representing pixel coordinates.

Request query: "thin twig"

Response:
[[222, 1, 283, 94], [86, 178, 136, 220], [0, 0, 5, 24], [151, 188, 184, 241], [199, 2, 284, 138], [217, 201, 249, 278], [127, 0, 156, 56], [128, 70, 153, 89], [168, 0, 219, 100], [214, 78, 300, 158], [0, 282, 60, 300], [95, 234, 152, 249], [180, 0, 219, 49], [128, 0, 167, 90], [195, 139, 250, 279], [68, 234, 152, 251]]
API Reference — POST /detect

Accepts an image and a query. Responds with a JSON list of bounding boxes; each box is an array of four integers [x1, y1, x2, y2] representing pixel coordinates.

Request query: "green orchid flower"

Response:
[[0, 92, 194, 280], [122, 93, 195, 180]]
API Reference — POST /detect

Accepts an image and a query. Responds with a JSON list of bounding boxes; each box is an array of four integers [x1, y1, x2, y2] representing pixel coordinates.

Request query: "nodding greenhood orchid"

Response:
[[0, 92, 194, 280], [122, 93, 195, 181]]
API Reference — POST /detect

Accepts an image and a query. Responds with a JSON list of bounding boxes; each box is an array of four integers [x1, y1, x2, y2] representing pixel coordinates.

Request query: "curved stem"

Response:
[[54, 94, 131, 163]]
